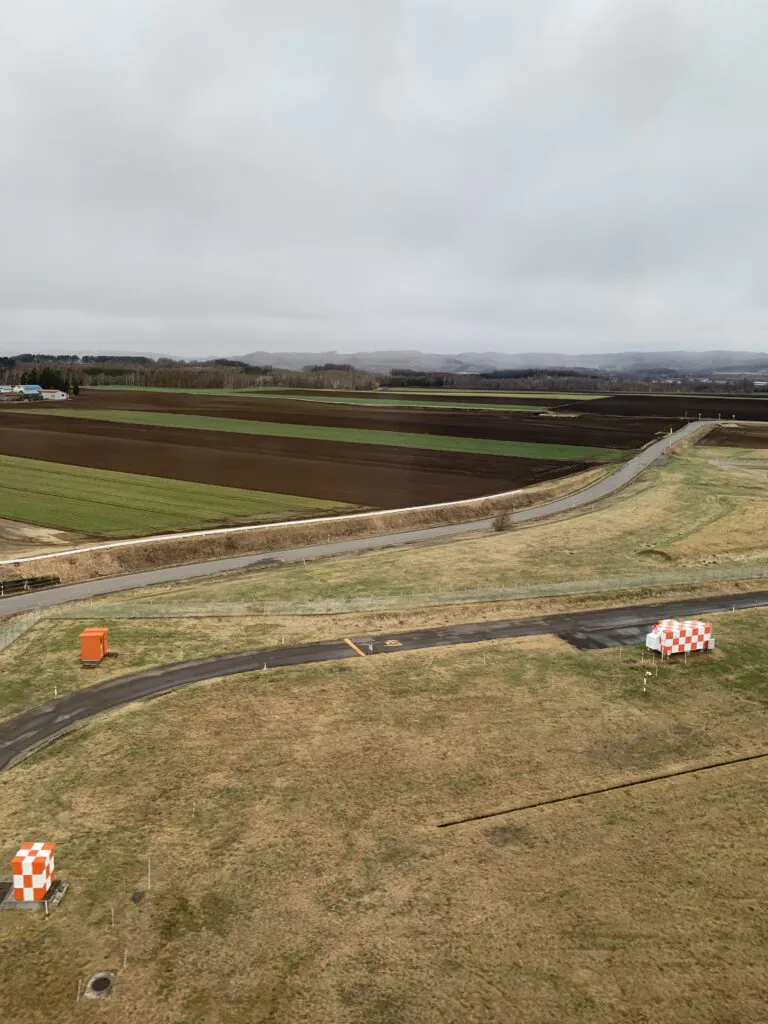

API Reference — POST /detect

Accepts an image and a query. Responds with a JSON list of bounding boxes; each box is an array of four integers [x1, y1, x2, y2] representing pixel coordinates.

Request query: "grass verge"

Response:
[[0, 465, 612, 584], [3, 576, 767, 719], [48, 443, 766, 608]]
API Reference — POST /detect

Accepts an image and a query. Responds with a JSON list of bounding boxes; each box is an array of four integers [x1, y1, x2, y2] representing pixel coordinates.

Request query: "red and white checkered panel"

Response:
[[11, 842, 55, 902], [650, 619, 712, 655]]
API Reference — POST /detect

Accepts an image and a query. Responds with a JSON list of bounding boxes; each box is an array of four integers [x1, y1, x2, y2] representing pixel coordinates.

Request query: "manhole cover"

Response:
[[130, 890, 146, 905], [85, 972, 115, 999]]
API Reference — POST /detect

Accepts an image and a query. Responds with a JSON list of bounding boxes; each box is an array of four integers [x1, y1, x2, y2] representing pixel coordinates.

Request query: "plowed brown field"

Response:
[[704, 424, 768, 448], [64, 389, 673, 448], [565, 394, 768, 420], [0, 414, 587, 508]]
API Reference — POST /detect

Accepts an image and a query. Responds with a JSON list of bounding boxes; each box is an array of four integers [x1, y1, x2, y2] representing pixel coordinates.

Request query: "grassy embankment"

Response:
[[2, 440, 767, 719], [1, 613, 767, 1023], [0, 454, 353, 538], [87, 441, 768, 607], [12, 407, 626, 462]]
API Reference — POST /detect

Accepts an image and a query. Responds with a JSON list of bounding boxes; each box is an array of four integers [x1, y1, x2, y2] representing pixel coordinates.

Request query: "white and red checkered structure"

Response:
[[645, 619, 714, 657], [11, 842, 55, 902]]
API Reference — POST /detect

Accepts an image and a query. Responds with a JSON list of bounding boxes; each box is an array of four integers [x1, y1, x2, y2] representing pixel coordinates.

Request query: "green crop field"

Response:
[[247, 394, 551, 412], [387, 388, 606, 400], [19, 407, 626, 463], [0, 454, 353, 538], [84, 386, 548, 410]]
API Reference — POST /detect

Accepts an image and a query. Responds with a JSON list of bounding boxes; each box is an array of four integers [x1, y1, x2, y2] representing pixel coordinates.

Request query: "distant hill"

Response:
[[239, 349, 768, 375]]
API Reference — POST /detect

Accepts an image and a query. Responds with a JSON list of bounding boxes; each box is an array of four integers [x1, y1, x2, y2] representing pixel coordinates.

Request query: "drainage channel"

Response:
[[437, 749, 768, 828]]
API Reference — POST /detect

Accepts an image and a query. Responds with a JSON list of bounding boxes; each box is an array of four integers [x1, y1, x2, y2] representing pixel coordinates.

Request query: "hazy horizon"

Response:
[[4, 343, 768, 364], [3, 2, 768, 357]]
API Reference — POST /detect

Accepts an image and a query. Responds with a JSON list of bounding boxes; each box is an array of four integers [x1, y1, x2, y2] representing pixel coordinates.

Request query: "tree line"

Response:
[[0, 354, 764, 394]]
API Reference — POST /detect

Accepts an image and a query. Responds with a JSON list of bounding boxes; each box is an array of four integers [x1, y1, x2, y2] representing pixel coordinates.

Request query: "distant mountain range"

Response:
[[240, 349, 768, 375]]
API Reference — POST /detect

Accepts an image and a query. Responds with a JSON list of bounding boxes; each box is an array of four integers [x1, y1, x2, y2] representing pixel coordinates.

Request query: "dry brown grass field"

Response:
[[0, 611, 767, 1023]]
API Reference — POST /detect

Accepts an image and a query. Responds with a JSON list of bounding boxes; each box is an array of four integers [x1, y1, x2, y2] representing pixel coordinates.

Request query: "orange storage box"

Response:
[[80, 627, 109, 665]]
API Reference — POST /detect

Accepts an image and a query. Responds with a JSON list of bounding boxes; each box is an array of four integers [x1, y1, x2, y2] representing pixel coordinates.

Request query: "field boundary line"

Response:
[[437, 750, 768, 827]]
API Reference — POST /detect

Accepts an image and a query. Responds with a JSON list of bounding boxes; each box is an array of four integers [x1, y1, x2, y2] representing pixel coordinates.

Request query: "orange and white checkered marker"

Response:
[[646, 619, 714, 656], [11, 842, 55, 902]]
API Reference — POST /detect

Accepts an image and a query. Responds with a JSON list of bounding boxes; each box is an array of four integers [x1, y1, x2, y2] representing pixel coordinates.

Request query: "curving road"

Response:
[[1, 587, 766, 773], [0, 420, 712, 618]]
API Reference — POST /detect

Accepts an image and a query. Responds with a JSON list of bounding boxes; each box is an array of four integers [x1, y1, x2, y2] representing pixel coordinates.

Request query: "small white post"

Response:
[[44, 900, 49, 918], [123, 948, 128, 970], [54, 685, 58, 699], [76, 980, 81, 1003], [111, 906, 115, 927], [263, 662, 267, 671]]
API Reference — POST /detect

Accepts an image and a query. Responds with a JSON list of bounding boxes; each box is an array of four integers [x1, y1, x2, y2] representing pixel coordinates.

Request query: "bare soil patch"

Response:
[[704, 423, 768, 447], [570, 393, 768, 420], [0, 518, 92, 559]]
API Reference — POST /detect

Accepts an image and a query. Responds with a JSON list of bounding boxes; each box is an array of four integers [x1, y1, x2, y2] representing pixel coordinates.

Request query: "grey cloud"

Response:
[[2, 0, 768, 357]]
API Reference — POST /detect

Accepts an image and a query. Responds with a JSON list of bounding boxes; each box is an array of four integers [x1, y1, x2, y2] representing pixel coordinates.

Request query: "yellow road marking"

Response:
[[344, 638, 367, 658]]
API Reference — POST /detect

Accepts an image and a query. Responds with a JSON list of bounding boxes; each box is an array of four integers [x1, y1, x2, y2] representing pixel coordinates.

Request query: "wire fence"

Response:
[[0, 611, 46, 652], [2, 561, 767, 653]]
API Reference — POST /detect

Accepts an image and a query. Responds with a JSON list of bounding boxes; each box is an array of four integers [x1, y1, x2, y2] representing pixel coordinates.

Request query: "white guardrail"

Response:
[[0, 481, 530, 569]]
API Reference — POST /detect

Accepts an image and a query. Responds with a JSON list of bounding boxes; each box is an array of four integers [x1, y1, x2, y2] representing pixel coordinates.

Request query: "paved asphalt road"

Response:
[[2, 587, 766, 773], [0, 419, 711, 617]]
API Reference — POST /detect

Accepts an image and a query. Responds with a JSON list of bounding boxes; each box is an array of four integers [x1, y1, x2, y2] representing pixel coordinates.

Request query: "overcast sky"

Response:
[[2, 0, 768, 358]]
